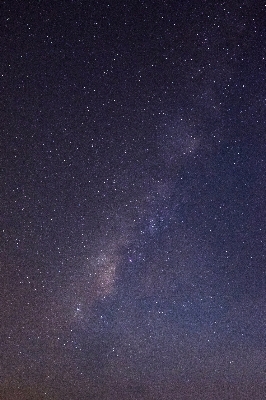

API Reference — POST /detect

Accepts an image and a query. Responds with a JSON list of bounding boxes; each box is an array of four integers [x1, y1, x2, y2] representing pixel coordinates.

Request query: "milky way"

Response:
[[1, 1, 266, 399]]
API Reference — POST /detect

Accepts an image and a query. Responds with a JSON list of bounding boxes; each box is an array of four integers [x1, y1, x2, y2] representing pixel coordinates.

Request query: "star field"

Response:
[[1, 0, 266, 399]]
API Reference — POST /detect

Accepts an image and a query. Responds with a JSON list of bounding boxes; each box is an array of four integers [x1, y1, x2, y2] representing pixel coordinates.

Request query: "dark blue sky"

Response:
[[1, 0, 266, 398]]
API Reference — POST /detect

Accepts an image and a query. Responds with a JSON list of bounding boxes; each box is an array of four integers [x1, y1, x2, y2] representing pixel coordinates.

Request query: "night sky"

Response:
[[1, 0, 266, 399]]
